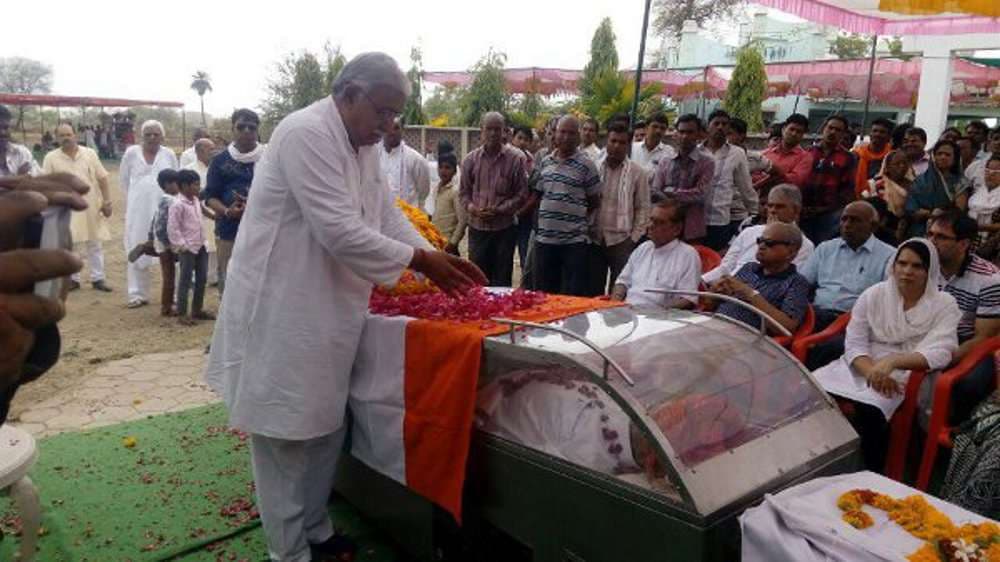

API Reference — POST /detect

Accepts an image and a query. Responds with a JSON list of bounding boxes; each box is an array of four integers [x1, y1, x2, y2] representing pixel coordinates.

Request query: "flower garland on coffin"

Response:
[[837, 489, 1000, 561], [374, 199, 547, 322]]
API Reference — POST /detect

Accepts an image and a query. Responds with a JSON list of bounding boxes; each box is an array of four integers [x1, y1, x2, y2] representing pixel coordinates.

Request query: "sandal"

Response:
[[192, 311, 216, 321], [310, 532, 357, 562], [126, 299, 147, 309]]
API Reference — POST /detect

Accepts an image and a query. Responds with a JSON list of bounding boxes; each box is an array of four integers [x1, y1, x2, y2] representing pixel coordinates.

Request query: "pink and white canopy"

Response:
[[423, 59, 1000, 107], [753, 0, 999, 35]]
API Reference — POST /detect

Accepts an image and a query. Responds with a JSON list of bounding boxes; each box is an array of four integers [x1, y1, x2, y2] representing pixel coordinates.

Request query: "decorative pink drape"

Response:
[[754, 0, 1000, 36], [423, 59, 1000, 107]]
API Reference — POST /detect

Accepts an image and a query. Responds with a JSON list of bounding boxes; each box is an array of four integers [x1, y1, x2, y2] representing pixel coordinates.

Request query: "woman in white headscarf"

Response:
[[812, 237, 960, 470], [119, 120, 178, 307]]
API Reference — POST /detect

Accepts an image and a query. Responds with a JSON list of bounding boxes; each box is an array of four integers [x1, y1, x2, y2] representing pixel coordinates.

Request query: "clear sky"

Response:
[[4, 0, 648, 117], [6, 1, 998, 119]]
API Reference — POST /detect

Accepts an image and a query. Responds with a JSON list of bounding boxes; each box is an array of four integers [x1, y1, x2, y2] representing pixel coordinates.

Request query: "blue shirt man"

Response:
[[799, 201, 894, 370], [799, 201, 895, 329]]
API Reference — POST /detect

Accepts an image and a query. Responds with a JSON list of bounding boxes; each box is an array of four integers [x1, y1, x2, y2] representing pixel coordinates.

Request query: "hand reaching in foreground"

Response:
[[409, 248, 487, 298], [0, 186, 83, 391]]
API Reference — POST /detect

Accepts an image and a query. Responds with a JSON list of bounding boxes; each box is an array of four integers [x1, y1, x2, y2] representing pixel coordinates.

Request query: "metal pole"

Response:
[[861, 34, 878, 132], [630, 0, 654, 129], [182, 108, 187, 151]]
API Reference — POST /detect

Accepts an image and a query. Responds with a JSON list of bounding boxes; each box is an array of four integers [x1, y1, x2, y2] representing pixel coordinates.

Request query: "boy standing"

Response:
[[430, 153, 467, 255], [169, 170, 214, 325]]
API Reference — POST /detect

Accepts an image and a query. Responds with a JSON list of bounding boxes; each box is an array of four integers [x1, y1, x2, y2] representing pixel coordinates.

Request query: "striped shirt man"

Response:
[[939, 254, 1000, 341], [532, 149, 601, 245]]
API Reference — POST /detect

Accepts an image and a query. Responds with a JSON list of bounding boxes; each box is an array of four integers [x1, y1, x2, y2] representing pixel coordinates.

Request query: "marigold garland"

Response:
[[836, 489, 1000, 561], [381, 198, 450, 296]]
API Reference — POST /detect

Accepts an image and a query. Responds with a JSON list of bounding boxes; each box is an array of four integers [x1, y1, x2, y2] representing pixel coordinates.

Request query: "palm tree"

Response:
[[190, 71, 213, 126]]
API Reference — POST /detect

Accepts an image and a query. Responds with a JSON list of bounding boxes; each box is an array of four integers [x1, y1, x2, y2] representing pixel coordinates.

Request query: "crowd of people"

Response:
[[3, 49, 1000, 556]]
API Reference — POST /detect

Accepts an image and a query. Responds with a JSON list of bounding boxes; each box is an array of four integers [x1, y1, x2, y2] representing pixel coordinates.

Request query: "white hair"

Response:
[[140, 120, 165, 136], [332, 52, 410, 98], [768, 183, 802, 208]]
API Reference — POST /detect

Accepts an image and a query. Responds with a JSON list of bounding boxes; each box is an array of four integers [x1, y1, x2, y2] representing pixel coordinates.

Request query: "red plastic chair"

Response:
[[786, 310, 920, 480], [913, 337, 1000, 491], [773, 305, 815, 349], [693, 245, 721, 274], [791, 312, 851, 364]]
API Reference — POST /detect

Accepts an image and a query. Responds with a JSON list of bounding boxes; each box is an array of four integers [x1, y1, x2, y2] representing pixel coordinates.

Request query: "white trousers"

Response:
[[126, 259, 153, 302], [250, 429, 345, 562], [207, 251, 218, 285], [71, 240, 105, 282]]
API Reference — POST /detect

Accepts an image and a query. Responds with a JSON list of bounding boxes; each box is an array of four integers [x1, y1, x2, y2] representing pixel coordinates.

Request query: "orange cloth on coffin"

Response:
[[401, 295, 624, 522]]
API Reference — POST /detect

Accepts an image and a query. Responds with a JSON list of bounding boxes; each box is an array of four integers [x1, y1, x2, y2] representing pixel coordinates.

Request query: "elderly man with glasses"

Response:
[[709, 221, 811, 336], [204, 52, 485, 562]]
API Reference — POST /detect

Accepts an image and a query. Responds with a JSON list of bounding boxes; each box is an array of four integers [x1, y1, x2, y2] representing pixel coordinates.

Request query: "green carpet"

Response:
[[0, 404, 399, 561]]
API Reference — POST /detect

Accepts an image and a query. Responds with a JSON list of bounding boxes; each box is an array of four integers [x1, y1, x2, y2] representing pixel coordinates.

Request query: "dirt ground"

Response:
[[8, 163, 220, 420]]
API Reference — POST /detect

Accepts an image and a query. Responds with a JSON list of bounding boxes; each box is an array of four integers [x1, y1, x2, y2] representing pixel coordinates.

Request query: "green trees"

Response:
[[461, 49, 509, 126], [189, 71, 213, 126], [722, 44, 767, 132], [579, 18, 619, 103], [403, 47, 425, 125], [261, 47, 345, 132]]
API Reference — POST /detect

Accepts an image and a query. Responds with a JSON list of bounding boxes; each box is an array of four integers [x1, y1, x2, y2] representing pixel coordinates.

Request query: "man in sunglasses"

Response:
[[204, 108, 264, 294], [709, 222, 811, 336]]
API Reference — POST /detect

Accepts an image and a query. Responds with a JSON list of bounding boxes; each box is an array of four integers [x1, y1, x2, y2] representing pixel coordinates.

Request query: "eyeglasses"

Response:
[[926, 231, 957, 241], [756, 237, 793, 248], [235, 123, 258, 132], [363, 92, 401, 122]]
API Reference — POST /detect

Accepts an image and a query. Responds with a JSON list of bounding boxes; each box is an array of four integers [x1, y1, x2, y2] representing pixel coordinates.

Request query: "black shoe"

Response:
[[68, 280, 81, 291], [310, 533, 357, 561], [92, 280, 113, 292]]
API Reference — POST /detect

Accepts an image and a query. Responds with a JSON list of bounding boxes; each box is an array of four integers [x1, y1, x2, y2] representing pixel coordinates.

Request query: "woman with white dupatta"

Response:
[[119, 120, 178, 307], [812, 238, 960, 471]]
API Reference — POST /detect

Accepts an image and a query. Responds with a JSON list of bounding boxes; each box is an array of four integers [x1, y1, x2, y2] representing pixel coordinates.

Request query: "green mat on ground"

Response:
[[0, 404, 399, 561]]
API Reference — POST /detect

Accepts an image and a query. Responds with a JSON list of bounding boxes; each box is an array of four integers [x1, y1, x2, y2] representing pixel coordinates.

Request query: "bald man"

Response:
[[459, 111, 530, 286], [710, 222, 811, 335], [529, 116, 602, 295], [800, 201, 895, 328], [179, 127, 210, 168], [183, 138, 219, 284]]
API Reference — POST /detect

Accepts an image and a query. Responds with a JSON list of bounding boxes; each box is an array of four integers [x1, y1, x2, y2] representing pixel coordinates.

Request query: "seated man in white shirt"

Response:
[[703, 183, 814, 284], [611, 199, 701, 309]]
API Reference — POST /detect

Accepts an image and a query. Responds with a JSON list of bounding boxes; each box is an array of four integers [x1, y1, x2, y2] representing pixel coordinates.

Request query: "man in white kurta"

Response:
[[42, 123, 114, 291], [703, 183, 814, 284], [377, 118, 430, 208], [611, 200, 701, 309], [119, 120, 178, 306], [178, 127, 210, 169], [0, 104, 40, 178], [204, 53, 484, 562]]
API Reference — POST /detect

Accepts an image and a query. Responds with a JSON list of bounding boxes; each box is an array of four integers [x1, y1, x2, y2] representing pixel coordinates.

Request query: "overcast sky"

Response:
[[6, 0, 998, 119], [5, 0, 650, 117]]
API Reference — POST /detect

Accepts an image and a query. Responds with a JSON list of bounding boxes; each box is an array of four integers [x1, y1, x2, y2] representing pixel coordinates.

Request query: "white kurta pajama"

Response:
[[377, 141, 430, 208], [119, 145, 178, 302], [204, 96, 431, 562], [812, 239, 960, 420]]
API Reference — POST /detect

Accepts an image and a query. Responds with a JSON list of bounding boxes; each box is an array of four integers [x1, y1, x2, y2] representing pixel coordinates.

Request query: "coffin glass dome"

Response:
[[478, 306, 857, 517]]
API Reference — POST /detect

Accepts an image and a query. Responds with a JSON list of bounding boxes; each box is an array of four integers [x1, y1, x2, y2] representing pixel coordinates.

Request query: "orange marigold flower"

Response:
[[906, 543, 942, 562], [842, 509, 874, 529]]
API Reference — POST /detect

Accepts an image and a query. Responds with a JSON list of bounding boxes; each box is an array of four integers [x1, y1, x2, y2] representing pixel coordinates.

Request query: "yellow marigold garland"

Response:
[[836, 489, 1000, 561], [380, 199, 449, 296]]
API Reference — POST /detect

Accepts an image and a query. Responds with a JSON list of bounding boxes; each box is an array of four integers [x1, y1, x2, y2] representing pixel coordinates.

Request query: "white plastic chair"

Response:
[[0, 424, 39, 561]]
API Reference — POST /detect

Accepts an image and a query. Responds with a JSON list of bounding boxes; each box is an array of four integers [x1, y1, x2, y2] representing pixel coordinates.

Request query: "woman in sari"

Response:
[[862, 149, 912, 245], [904, 140, 970, 237], [812, 238, 960, 470], [967, 156, 1000, 262]]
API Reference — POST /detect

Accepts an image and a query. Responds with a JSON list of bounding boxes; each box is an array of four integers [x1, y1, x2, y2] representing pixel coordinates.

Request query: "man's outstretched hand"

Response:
[[409, 248, 487, 297]]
